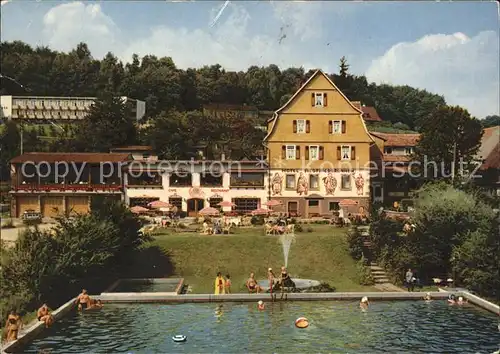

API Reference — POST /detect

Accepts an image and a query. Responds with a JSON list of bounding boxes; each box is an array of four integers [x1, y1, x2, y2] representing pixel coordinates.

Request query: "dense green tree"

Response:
[[71, 94, 137, 152], [414, 105, 483, 179], [482, 115, 500, 128]]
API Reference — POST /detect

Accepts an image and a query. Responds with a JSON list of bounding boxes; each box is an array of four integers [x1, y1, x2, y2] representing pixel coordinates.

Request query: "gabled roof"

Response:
[[369, 132, 420, 147], [264, 69, 372, 143], [10, 152, 132, 164], [273, 69, 362, 117], [361, 106, 382, 122], [478, 125, 500, 169]]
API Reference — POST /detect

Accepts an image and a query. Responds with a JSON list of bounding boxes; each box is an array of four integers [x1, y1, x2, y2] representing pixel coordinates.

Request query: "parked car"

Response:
[[22, 210, 42, 224]]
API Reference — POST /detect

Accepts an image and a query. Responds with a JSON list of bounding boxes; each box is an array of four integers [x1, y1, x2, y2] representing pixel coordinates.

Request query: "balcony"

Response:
[[12, 183, 122, 193]]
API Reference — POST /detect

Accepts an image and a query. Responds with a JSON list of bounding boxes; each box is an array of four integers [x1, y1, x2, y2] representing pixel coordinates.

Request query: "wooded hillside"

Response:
[[1, 41, 449, 129]]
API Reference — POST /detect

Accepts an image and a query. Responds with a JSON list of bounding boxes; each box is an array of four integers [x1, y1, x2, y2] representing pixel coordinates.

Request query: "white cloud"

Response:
[[366, 31, 500, 118], [42, 2, 123, 57]]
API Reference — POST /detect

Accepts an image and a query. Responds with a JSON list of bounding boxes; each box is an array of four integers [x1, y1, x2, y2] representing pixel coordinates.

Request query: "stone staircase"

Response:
[[356, 225, 405, 292], [369, 263, 391, 284]]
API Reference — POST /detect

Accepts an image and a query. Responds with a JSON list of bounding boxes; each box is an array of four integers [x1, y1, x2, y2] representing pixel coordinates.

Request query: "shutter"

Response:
[[282, 146, 286, 159], [329, 120, 333, 134], [306, 120, 310, 133], [319, 146, 324, 160], [351, 146, 356, 160], [296, 146, 301, 159], [293, 120, 297, 133], [324, 93, 328, 107], [341, 120, 346, 134], [311, 93, 315, 106], [336, 146, 341, 160], [305, 146, 310, 160]]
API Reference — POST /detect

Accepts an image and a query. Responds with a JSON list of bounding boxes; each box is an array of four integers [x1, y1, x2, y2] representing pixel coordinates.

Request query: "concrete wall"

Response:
[[2, 297, 77, 354]]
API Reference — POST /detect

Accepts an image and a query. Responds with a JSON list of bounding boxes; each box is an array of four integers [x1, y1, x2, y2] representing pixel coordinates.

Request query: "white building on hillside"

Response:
[[0, 95, 146, 122]]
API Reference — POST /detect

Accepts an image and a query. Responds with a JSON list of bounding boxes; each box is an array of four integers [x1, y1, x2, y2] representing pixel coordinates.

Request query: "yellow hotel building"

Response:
[[264, 70, 374, 217]]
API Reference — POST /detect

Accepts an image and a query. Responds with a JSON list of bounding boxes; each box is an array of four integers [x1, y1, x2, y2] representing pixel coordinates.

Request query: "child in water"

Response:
[[258, 300, 265, 310], [225, 275, 232, 294]]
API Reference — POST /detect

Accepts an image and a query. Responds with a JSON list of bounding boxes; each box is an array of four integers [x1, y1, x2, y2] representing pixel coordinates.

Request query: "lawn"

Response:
[[128, 225, 378, 294]]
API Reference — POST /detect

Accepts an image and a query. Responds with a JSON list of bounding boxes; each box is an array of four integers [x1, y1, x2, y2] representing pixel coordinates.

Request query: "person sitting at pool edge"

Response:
[[423, 292, 432, 301], [279, 266, 295, 298], [246, 272, 262, 293], [75, 289, 91, 311], [5, 311, 21, 342], [214, 272, 226, 295], [360, 296, 369, 309], [37, 304, 54, 328]]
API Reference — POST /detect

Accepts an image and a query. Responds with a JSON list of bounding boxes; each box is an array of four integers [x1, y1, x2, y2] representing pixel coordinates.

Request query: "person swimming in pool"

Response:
[[360, 296, 369, 309], [423, 292, 432, 301], [258, 300, 265, 310], [75, 289, 91, 311]]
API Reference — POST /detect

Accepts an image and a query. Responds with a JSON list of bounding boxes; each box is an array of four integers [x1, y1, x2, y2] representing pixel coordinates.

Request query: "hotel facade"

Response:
[[263, 70, 374, 217]]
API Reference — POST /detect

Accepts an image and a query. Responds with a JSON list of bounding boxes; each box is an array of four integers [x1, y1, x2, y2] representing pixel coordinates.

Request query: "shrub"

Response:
[[356, 259, 375, 286], [306, 227, 313, 233], [177, 223, 187, 229], [295, 224, 303, 232], [452, 228, 499, 298], [289, 218, 297, 224], [347, 227, 364, 261], [251, 215, 265, 226]]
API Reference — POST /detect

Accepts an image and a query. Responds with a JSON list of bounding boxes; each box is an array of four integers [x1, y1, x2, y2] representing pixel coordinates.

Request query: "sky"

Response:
[[1, 0, 499, 118]]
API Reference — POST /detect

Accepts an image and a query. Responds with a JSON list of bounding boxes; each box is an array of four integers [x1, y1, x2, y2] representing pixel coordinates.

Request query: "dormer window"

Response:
[[384, 147, 393, 154], [405, 147, 414, 155], [311, 92, 328, 107]]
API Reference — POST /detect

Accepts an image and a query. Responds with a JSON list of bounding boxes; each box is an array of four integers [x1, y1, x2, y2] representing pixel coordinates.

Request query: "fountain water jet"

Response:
[[279, 232, 295, 268]]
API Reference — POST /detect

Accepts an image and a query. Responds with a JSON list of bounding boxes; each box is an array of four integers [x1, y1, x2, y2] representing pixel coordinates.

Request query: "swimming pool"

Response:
[[22, 301, 499, 353]]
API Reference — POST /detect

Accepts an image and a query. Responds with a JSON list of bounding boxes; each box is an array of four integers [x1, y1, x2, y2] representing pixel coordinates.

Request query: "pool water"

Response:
[[23, 301, 499, 353]]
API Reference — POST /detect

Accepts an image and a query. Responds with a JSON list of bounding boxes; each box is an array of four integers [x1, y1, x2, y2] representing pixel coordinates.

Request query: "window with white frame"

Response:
[[286, 145, 296, 160], [341, 145, 351, 160], [286, 174, 296, 189], [309, 145, 319, 160], [314, 93, 324, 107], [332, 120, 341, 134], [296, 119, 306, 133]]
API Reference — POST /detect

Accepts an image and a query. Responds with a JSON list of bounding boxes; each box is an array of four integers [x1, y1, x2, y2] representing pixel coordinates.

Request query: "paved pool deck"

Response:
[[2, 290, 498, 354]]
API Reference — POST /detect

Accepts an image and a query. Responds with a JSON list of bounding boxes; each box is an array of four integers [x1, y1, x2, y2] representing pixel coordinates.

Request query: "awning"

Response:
[[305, 193, 324, 200]]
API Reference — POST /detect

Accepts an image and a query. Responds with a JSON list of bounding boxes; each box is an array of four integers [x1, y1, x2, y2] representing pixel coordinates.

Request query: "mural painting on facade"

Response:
[[271, 173, 283, 196], [322, 172, 337, 195], [189, 187, 205, 198], [355, 174, 365, 196], [296, 172, 309, 196]]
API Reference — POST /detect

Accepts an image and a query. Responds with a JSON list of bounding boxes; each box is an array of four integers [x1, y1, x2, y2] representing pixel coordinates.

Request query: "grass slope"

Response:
[[130, 225, 377, 293]]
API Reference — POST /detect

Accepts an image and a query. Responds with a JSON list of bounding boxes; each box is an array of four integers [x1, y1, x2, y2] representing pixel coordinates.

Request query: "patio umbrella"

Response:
[[130, 206, 149, 214], [148, 200, 171, 209], [264, 200, 282, 207], [251, 208, 270, 216], [199, 207, 220, 216], [218, 201, 236, 207], [339, 199, 358, 207]]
